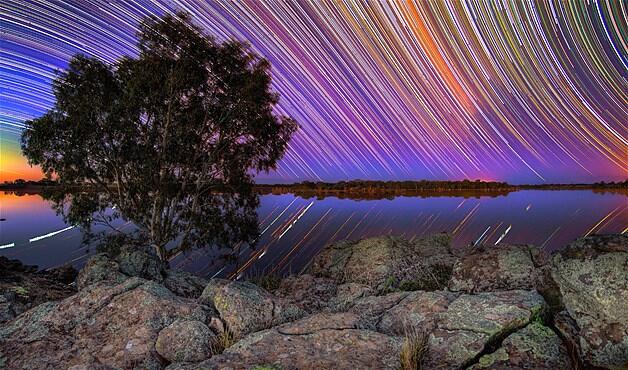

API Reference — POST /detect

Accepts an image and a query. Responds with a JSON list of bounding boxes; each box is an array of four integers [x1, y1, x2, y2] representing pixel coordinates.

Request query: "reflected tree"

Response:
[[21, 12, 297, 261]]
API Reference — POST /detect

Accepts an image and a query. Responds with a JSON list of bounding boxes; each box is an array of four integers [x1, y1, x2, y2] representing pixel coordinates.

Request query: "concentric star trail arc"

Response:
[[1, 0, 626, 184]]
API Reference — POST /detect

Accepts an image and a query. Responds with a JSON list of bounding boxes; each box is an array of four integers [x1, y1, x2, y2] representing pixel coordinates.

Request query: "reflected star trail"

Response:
[[1, 0, 627, 183], [2, 191, 626, 277]]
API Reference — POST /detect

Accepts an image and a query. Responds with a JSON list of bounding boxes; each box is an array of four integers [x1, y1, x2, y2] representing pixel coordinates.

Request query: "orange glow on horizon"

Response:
[[0, 145, 44, 183]]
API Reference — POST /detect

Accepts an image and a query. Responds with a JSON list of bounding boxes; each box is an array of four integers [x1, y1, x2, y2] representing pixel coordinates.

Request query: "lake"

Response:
[[0, 190, 626, 279]]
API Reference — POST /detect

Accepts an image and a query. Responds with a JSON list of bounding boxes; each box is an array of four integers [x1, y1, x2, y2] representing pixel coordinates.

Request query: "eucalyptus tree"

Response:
[[22, 12, 297, 261]]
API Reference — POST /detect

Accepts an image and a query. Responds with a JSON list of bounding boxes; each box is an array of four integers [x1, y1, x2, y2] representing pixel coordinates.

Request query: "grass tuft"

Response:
[[399, 325, 429, 370], [247, 270, 283, 292], [211, 330, 236, 355]]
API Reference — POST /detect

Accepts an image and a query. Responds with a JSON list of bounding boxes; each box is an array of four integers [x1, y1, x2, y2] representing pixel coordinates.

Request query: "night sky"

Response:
[[1, 0, 626, 184]]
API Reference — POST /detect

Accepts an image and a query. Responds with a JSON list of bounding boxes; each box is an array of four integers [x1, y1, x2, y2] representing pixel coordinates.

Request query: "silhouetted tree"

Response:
[[21, 12, 297, 261]]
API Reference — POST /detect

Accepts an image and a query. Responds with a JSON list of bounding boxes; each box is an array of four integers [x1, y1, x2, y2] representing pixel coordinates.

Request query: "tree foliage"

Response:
[[21, 12, 297, 261]]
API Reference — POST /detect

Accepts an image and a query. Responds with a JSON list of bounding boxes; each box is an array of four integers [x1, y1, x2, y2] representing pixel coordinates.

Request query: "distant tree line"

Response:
[[257, 179, 516, 193], [256, 179, 628, 194], [0, 178, 58, 189], [519, 180, 628, 190]]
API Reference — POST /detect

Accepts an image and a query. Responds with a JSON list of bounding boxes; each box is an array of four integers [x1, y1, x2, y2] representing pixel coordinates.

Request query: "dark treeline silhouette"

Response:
[[519, 180, 628, 190], [255, 179, 628, 197], [3, 179, 626, 194], [258, 179, 514, 192], [0, 178, 58, 189]]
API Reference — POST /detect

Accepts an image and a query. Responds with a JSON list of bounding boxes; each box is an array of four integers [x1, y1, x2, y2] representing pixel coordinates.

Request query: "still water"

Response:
[[1, 190, 626, 278]]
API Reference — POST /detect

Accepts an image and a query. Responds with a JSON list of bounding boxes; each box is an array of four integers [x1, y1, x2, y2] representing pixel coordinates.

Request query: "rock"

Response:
[[42, 264, 78, 285], [0, 295, 16, 323], [170, 313, 402, 370], [0, 257, 76, 323], [328, 282, 373, 311], [553, 310, 583, 366], [0, 277, 216, 370], [275, 275, 374, 314], [76, 253, 127, 290], [438, 290, 546, 337], [309, 233, 457, 292], [550, 234, 628, 369], [180, 285, 545, 369], [117, 245, 166, 282], [422, 290, 548, 369], [3, 233, 625, 370], [77, 246, 210, 301], [207, 316, 226, 335], [276, 312, 361, 335], [274, 274, 338, 313], [348, 291, 410, 318], [377, 290, 456, 335], [0, 256, 37, 274], [470, 322, 572, 369], [163, 270, 208, 299], [425, 328, 488, 369], [448, 244, 546, 293], [155, 319, 216, 362], [267, 288, 545, 370], [199, 279, 303, 338]]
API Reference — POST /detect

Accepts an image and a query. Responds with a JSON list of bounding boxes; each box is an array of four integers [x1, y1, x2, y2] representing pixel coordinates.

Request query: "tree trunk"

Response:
[[154, 243, 167, 262]]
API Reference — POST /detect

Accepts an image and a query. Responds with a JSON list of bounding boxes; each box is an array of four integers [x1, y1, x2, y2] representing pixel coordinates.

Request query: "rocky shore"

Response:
[[1, 233, 626, 370]]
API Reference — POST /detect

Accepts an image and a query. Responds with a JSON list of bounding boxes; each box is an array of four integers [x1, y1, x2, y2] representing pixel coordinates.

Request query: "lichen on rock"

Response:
[[550, 234, 628, 369], [470, 322, 572, 369], [308, 233, 457, 293], [199, 279, 304, 339]]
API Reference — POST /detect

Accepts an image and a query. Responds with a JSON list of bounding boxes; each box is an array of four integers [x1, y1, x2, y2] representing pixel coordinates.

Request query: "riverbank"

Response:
[[1, 234, 626, 369]]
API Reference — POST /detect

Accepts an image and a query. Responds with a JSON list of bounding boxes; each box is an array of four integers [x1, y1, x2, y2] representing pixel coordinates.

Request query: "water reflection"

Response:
[[1, 190, 626, 278]]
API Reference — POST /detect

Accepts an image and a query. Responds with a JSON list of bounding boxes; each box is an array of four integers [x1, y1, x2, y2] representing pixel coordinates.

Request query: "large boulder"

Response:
[[274, 274, 338, 313], [199, 279, 304, 338], [470, 322, 572, 369], [76, 246, 221, 301], [422, 290, 547, 369], [155, 319, 216, 363], [550, 234, 628, 369], [376, 290, 456, 335], [77, 246, 166, 290], [0, 277, 218, 370], [437, 290, 546, 338], [163, 270, 208, 299], [448, 244, 548, 293], [274, 274, 375, 314], [309, 233, 457, 292], [167, 312, 403, 370], [76, 253, 128, 290], [117, 246, 167, 282]]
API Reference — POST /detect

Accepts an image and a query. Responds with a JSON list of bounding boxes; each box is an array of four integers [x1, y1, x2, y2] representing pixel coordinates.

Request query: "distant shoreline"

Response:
[[254, 179, 627, 193], [2, 179, 626, 196], [254, 186, 627, 201]]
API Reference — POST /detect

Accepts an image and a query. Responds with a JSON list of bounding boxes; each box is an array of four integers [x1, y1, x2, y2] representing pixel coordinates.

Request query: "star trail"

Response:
[[1, 0, 627, 183]]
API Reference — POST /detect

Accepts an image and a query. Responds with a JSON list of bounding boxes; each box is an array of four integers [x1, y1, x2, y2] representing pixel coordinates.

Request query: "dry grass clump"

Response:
[[247, 270, 283, 292], [399, 325, 429, 370], [211, 330, 236, 355]]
